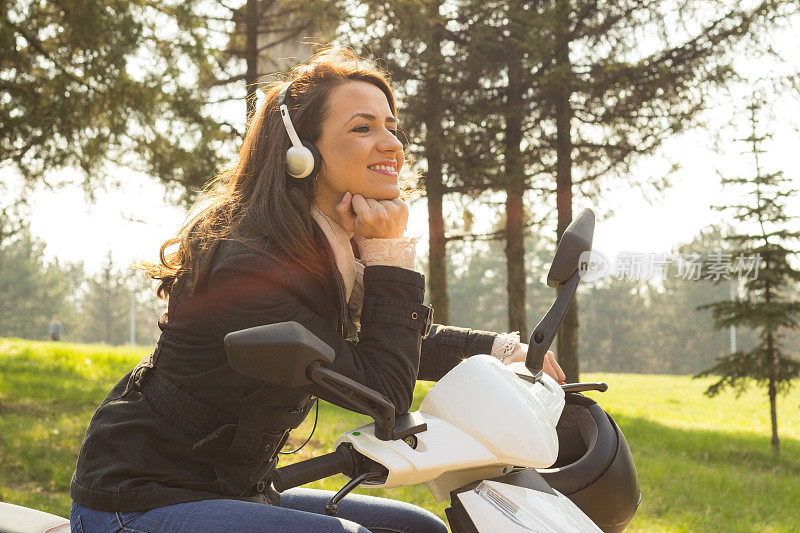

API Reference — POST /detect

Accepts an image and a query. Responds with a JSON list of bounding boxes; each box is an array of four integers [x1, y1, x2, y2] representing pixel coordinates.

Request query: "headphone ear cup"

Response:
[[286, 144, 315, 179], [302, 139, 323, 181], [285, 140, 322, 181]]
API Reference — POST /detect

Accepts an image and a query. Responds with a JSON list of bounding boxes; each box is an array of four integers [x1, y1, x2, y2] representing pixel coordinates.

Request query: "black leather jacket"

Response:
[[70, 224, 496, 512]]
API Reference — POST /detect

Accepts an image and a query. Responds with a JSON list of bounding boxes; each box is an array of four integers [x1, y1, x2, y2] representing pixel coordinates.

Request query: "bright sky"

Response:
[[18, 21, 800, 275], [24, 117, 798, 276]]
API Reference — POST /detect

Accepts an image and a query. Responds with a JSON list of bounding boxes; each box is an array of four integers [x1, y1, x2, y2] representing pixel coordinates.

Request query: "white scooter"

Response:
[[225, 208, 641, 532]]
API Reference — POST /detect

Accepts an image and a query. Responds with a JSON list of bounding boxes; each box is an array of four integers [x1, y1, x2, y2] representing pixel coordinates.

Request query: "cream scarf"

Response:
[[311, 205, 365, 338], [312, 205, 515, 358]]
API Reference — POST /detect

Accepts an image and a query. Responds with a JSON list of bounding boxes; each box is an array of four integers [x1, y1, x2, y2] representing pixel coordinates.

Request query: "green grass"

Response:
[[1, 338, 799, 531]]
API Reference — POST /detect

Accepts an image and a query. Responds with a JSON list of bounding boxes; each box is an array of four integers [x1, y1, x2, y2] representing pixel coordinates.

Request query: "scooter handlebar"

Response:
[[272, 443, 355, 492]]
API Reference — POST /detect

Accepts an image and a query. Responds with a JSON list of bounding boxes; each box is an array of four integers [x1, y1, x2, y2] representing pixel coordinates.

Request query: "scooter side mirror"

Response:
[[547, 209, 595, 287], [224, 322, 335, 387], [526, 208, 596, 373]]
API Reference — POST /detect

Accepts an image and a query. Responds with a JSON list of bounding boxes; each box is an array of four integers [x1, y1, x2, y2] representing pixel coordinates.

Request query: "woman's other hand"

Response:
[[503, 344, 566, 383], [335, 192, 408, 239]]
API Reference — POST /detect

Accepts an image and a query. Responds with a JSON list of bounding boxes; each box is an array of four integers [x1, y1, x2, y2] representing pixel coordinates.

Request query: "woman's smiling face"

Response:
[[315, 81, 404, 207]]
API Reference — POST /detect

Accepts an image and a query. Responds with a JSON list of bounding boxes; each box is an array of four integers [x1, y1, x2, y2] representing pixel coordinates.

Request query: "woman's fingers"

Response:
[[542, 356, 555, 379], [334, 192, 355, 232], [501, 345, 565, 383], [500, 344, 566, 383], [544, 351, 566, 382], [350, 195, 407, 238], [351, 193, 369, 214], [388, 197, 409, 227]]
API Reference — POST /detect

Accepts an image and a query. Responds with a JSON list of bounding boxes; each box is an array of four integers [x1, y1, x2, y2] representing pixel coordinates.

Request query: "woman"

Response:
[[69, 48, 565, 533]]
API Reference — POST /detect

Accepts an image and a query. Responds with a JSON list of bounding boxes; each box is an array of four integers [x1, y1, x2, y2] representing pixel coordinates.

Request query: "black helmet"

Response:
[[537, 393, 642, 532]]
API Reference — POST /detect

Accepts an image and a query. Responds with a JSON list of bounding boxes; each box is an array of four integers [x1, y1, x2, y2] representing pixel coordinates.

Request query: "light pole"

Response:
[[130, 273, 137, 346], [729, 278, 738, 354]]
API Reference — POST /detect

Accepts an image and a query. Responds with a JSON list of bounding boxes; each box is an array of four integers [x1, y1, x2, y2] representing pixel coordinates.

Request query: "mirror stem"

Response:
[[526, 269, 581, 373], [306, 363, 396, 440]]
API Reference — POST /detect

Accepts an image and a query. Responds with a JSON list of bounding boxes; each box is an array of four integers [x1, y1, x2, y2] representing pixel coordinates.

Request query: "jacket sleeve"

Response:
[[417, 324, 497, 382], [205, 253, 429, 415]]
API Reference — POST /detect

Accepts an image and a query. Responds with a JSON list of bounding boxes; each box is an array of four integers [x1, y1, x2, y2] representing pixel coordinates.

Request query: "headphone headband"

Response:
[[277, 81, 290, 107], [278, 81, 303, 149], [277, 79, 321, 181]]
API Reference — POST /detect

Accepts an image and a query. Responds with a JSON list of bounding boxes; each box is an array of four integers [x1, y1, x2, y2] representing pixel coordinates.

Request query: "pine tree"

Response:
[[1, 1, 234, 193], [203, 0, 341, 123], [73, 253, 131, 345], [507, 0, 797, 381], [696, 95, 800, 455], [348, 1, 796, 380], [0, 221, 72, 339]]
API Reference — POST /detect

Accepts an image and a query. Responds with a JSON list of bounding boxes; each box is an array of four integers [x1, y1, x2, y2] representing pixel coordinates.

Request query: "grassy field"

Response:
[[1, 338, 799, 532]]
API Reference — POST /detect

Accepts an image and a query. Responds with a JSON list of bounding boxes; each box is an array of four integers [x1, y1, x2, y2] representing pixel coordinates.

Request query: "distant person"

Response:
[[48, 316, 62, 341]]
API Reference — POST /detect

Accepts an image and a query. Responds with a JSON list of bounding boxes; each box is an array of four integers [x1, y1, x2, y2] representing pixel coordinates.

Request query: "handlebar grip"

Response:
[[272, 443, 355, 492], [561, 382, 608, 393]]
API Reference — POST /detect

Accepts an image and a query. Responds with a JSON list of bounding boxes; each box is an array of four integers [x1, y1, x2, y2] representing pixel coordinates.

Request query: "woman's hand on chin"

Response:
[[335, 192, 408, 239]]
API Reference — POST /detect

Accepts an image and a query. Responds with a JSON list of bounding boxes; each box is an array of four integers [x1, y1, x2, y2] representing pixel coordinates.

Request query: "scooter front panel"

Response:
[[456, 480, 602, 532]]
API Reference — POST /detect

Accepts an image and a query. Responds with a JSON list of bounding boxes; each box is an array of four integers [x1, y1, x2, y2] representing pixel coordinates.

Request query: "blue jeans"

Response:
[[70, 488, 448, 533]]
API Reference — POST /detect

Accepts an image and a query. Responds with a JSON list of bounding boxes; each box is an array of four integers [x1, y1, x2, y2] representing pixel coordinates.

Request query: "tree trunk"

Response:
[[103, 269, 113, 344], [504, 0, 528, 338], [766, 327, 780, 455], [763, 272, 780, 455], [426, 173, 449, 324], [244, 0, 259, 121], [554, 1, 578, 382], [505, 180, 527, 338], [0, 224, 4, 333], [769, 373, 779, 455], [423, 3, 449, 325]]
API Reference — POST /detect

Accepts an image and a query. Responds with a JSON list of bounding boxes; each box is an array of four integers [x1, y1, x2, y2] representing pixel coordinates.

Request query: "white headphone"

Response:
[[278, 81, 322, 181]]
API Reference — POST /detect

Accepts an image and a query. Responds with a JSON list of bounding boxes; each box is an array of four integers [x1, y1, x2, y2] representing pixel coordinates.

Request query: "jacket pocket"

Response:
[[193, 424, 289, 464], [192, 424, 288, 497], [212, 460, 274, 497]]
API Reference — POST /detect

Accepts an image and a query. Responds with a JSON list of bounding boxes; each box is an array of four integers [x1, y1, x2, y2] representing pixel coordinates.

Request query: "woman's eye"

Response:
[[352, 125, 400, 138]]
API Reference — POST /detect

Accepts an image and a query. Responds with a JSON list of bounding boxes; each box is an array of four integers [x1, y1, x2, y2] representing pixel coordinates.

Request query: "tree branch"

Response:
[[256, 25, 311, 52], [445, 229, 506, 243], [11, 23, 95, 91], [217, 0, 239, 12], [210, 73, 247, 87]]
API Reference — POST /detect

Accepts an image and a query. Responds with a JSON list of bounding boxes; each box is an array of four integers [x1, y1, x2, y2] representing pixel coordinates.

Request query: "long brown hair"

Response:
[[137, 48, 407, 299]]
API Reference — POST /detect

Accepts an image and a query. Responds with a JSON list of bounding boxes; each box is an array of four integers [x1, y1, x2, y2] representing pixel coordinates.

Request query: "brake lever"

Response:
[[325, 471, 385, 516]]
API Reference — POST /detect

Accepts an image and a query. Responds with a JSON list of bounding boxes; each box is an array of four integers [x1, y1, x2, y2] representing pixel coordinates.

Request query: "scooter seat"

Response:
[[0, 502, 70, 533]]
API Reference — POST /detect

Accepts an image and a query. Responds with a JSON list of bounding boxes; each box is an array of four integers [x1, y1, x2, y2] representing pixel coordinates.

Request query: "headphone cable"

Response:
[[279, 398, 319, 455]]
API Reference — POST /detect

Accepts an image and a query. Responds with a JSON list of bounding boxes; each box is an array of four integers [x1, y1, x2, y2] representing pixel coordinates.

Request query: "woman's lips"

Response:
[[369, 168, 398, 176]]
